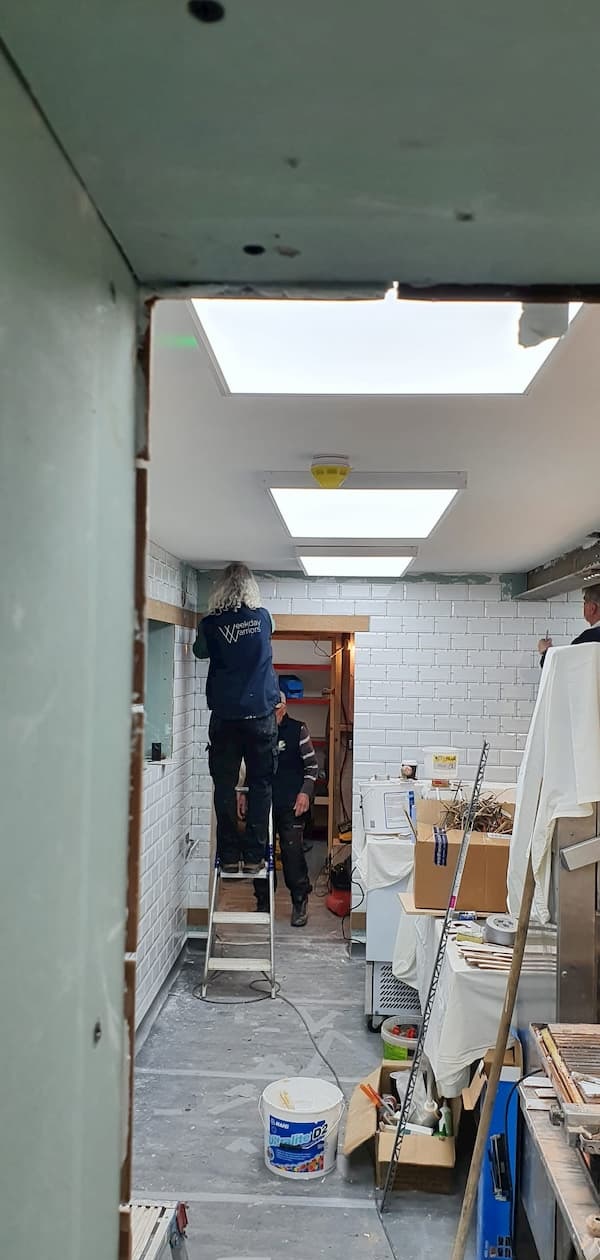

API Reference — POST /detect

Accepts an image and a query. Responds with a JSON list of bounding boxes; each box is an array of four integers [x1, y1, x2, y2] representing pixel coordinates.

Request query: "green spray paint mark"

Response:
[[156, 335, 198, 349]]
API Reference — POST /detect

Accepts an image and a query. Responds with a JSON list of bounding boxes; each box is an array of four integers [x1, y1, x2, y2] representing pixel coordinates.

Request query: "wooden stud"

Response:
[[119, 1206, 132, 1260], [145, 598, 197, 630], [120, 956, 137, 1204], [273, 615, 369, 633], [331, 635, 343, 849], [119, 301, 152, 1260], [187, 907, 209, 927]]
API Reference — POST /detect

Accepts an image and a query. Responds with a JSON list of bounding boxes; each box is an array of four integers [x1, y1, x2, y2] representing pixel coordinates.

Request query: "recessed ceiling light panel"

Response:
[[298, 549, 415, 577], [192, 297, 581, 395], [270, 486, 458, 540]]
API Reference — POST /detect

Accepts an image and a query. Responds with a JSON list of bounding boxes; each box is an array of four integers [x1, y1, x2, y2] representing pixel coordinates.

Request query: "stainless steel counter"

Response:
[[519, 1086, 600, 1260]]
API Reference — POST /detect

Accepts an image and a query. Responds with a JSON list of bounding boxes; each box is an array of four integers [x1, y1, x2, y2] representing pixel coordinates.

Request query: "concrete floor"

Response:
[[133, 843, 478, 1260]]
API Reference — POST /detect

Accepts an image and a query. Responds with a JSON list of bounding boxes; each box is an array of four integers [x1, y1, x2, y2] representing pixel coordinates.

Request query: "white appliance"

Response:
[[360, 778, 420, 836], [358, 833, 421, 1030]]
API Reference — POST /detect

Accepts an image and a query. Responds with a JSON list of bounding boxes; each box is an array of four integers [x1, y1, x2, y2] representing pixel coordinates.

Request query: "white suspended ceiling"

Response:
[[148, 299, 600, 575]]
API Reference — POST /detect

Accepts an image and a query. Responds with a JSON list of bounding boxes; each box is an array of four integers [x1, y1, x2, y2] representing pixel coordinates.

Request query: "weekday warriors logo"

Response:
[[218, 618, 261, 645]]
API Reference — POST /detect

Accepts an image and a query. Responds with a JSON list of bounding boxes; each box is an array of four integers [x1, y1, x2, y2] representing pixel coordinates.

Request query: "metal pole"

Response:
[[380, 741, 490, 1210], [201, 857, 220, 998], [268, 810, 276, 997]]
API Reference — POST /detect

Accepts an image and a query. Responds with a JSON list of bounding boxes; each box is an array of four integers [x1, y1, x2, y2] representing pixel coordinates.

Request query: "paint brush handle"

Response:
[[360, 1083, 395, 1115]]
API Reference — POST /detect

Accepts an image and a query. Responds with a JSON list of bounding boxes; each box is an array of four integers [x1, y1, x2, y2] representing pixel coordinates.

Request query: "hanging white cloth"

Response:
[[508, 643, 600, 923], [355, 835, 414, 891]]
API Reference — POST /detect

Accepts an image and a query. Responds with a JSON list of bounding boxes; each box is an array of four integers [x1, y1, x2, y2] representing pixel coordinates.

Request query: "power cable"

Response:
[[193, 977, 344, 1096], [194, 957, 398, 1254]]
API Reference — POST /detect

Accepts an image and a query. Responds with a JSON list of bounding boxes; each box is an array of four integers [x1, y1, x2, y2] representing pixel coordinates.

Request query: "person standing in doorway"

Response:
[[537, 583, 600, 667], [193, 562, 279, 874], [237, 693, 318, 927]]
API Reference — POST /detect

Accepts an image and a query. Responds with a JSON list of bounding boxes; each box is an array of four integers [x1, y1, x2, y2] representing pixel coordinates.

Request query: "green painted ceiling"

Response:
[[3, 1, 600, 288]]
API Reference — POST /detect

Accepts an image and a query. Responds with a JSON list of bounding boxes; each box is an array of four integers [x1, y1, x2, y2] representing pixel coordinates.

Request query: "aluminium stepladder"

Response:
[[201, 813, 276, 998]]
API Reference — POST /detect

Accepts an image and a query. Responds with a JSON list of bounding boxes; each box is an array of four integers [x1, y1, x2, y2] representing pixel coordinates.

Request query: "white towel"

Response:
[[508, 644, 600, 922], [355, 836, 414, 891]]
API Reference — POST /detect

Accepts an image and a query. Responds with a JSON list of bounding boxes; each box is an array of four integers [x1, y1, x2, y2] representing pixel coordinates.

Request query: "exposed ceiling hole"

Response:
[[455, 210, 475, 222], [285, 156, 300, 168], [109, 282, 117, 302], [275, 245, 301, 258], [243, 244, 265, 256], [187, 0, 225, 23]]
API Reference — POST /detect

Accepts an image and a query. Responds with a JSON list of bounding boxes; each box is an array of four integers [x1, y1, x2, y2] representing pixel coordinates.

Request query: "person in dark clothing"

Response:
[[537, 583, 600, 667], [193, 562, 279, 875], [237, 693, 319, 927]]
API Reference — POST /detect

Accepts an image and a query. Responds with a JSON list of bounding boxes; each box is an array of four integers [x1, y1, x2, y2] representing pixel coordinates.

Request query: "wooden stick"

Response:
[[450, 854, 536, 1260]]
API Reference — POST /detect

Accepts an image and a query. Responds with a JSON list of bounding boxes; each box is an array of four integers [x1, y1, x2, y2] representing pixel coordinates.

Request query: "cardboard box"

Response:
[[344, 1061, 461, 1193], [413, 799, 513, 913]]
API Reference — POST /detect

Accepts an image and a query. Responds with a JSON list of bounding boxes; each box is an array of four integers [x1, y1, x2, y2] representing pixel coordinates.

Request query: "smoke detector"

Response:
[[310, 455, 351, 490]]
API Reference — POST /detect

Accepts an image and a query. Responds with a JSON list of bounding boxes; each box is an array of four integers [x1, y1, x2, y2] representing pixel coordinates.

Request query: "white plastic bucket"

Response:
[[258, 1077, 345, 1180], [380, 1017, 419, 1061], [423, 746, 459, 783]]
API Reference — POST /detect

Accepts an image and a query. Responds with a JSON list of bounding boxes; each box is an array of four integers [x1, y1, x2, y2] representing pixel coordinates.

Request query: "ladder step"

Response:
[[206, 958, 272, 973], [213, 911, 271, 925], [220, 869, 267, 880]]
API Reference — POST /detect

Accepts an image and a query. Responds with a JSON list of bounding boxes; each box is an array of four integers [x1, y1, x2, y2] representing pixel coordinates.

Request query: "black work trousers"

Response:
[[254, 806, 312, 905], [208, 712, 277, 866]]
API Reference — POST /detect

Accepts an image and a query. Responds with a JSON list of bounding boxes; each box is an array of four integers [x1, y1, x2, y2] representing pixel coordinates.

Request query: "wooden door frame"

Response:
[[119, 301, 152, 1258]]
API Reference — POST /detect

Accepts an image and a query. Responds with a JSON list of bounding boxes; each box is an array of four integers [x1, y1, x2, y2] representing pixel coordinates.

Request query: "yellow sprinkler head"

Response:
[[310, 456, 351, 489]]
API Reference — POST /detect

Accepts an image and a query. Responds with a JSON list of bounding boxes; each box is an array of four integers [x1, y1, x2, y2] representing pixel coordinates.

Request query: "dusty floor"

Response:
[[133, 843, 480, 1260]]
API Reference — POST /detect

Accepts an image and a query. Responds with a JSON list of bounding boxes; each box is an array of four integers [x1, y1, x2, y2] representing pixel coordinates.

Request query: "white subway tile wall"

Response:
[[137, 543, 199, 1025], [140, 560, 584, 1003], [252, 575, 582, 875]]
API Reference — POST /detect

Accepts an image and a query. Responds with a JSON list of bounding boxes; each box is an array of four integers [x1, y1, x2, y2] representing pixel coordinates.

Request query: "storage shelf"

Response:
[[274, 662, 330, 671], [286, 696, 329, 705]]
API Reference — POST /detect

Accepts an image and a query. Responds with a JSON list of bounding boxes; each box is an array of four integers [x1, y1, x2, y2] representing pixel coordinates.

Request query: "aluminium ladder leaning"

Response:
[[201, 813, 276, 998]]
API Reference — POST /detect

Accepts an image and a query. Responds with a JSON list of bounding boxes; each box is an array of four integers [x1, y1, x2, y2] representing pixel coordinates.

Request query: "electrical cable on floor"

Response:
[[342, 867, 365, 942], [313, 852, 334, 898], [193, 967, 400, 1260], [192, 976, 344, 1096], [191, 989, 273, 1006]]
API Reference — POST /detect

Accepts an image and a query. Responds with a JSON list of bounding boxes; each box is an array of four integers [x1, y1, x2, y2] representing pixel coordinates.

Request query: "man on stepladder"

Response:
[[237, 693, 318, 927], [193, 562, 279, 875]]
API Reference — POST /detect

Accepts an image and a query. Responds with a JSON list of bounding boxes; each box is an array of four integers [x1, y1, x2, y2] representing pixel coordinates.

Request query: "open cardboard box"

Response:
[[344, 1061, 462, 1193], [462, 1039, 523, 1112], [413, 798, 514, 913]]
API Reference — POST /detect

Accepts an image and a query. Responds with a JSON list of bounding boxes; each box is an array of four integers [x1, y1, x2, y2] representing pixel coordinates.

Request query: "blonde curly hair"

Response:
[[208, 562, 261, 614]]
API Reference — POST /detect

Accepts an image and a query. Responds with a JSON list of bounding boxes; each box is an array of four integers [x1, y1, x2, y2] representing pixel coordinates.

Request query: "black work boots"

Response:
[[255, 892, 309, 927], [291, 897, 308, 928]]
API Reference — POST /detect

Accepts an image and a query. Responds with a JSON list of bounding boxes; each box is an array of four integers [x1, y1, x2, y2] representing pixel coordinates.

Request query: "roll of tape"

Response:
[[485, 914, 518, 947]]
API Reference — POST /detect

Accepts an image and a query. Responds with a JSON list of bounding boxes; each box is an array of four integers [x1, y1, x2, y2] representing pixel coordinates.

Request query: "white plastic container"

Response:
[[259, 1077, 345, 1180], [360, 779, 420, 835], [423, 747, 459, 783]]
